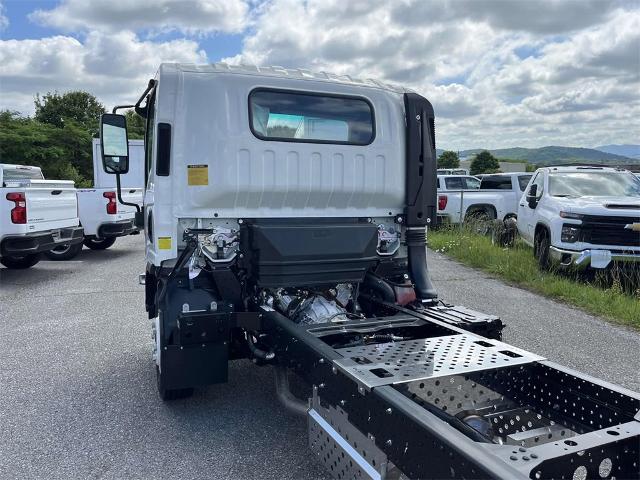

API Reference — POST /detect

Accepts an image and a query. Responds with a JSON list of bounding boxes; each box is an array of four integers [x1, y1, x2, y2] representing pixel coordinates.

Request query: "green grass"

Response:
[[428, 229, 640, 330]]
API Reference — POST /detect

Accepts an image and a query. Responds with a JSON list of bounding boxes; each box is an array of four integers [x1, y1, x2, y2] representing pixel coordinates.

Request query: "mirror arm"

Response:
[[116, 172, 141, 214], [112, 79, 157, 116], [112, 104, 134, 114]]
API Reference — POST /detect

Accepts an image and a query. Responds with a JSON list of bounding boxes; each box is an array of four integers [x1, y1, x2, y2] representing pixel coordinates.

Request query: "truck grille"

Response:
[[580, 215, 640, 248]]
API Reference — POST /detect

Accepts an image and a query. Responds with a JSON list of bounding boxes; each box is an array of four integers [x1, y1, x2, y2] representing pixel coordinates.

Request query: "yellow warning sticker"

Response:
[[158, 237, 172, 250], [188, 164, 208, 186]]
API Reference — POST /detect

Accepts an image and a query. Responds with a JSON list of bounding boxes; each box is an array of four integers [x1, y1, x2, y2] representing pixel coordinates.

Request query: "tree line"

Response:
[[0, 91, 144, 187], [438, 149, 536, 174]]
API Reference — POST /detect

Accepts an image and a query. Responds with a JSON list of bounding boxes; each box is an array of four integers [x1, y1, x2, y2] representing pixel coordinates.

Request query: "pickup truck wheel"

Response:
[[534, 232, 551, 271], [83, 237, 116, 250], [466, 210, 492, 235], [44, 242, 83, 261], [156, 365, 194, 401], [0, 253, 41, 269], [491, 218, 517, 247]]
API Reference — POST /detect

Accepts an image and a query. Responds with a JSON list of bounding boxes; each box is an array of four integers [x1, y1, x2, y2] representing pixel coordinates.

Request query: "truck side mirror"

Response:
[[526, 184, 538, 208], [100, 113, 129, 175]]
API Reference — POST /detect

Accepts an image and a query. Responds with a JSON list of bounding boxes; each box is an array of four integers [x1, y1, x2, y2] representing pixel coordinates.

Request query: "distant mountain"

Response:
[[595, 144, 640, 160], [437, 146, 636, 166]]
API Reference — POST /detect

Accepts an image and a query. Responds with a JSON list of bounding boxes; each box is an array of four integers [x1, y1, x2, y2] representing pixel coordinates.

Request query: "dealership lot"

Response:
[[1, 235, 638, 479]]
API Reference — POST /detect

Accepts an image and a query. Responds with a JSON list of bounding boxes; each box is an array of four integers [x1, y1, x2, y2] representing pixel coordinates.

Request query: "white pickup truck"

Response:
[[44, 139, 145, 260], [436, 172, 532, 226], [0, 164, 83, 269], [518, 166, 640, 270]]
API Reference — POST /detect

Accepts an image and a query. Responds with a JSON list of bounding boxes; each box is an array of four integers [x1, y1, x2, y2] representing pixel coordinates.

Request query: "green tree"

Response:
[[437, 150, 460, 169], [34, 91, 105, 133], [124, 109, 145, 139], [470, 150, 500, 175], [0, 110, 92, 186]]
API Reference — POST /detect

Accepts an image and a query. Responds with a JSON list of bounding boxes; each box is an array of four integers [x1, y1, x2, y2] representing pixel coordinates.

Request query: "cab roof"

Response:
[[159, 62, 412, 95]]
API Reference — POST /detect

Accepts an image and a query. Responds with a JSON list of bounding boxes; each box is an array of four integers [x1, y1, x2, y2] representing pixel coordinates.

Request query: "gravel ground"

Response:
[[0, 235, 638, 479]]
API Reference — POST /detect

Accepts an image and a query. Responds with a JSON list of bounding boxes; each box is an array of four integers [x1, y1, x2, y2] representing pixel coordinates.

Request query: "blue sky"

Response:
[[0, 0, 638, 150]]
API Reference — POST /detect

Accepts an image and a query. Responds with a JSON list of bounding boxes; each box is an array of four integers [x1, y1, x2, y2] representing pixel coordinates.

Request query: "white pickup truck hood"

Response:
[[557, 196, 640, 216]]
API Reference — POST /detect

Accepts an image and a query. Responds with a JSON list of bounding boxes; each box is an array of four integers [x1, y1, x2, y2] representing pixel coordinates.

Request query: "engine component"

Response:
[[199, 226, 238, 262], [266, 285, 355, 325], [293, 295, 348, 325], [377, 223, 400, 256]]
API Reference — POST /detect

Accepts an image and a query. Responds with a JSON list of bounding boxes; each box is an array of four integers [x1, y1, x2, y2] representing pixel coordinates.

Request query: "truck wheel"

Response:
[[83, 237, 116, 250], [466, 210, 492, 235], [0, 254, 41, 269], [44, 242, 83, 261], [534, 232, 551, 271], [156, 365, 194, 401], [491, 218, 517, 247]]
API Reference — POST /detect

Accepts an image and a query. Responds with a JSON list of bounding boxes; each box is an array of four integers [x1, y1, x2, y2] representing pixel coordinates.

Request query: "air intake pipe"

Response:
[[406, 226, 438, 301], [403, 92, 439, 302]]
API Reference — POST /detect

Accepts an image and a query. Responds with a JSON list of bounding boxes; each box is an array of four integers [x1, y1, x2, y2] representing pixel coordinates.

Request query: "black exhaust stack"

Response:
[[403, 93, 438, 301]]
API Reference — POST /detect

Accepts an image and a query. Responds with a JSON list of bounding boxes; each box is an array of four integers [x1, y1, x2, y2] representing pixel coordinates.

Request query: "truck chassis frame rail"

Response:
[[263, 304, 640, 480]]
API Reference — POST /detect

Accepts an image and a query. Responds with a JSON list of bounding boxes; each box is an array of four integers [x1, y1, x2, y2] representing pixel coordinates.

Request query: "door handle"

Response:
[[519, 203, 525, 207]]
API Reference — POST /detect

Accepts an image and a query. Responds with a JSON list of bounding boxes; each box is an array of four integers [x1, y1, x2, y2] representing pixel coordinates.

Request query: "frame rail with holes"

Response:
[[263, 303, 640, 480]]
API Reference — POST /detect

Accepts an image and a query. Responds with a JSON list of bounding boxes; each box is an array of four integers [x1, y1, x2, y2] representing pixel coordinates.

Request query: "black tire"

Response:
[[83, 236, 116, 250], [491, 218, 517, 248], [0, 253, 41, 269], [44, 242, 83, 261], [534, 231, 551, 271], [465, 210, 492, 235], [156, 365, 194, 401]]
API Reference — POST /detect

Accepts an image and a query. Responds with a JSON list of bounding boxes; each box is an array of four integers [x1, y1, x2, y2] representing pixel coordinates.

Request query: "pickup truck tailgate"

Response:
[[118, 188, 143, 213], [22, 180, 77, 224]]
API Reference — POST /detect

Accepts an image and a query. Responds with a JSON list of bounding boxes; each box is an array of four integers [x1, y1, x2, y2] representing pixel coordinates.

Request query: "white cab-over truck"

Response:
[[436, 172, 532, 226], [97, 63, 639, 480], [0, 164, 83, 268], [45, 140, 144, 260], [518, 166, 640, 270]]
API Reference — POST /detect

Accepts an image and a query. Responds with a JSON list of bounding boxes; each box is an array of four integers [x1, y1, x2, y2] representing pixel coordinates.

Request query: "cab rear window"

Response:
[[249, 89, 374, 145]]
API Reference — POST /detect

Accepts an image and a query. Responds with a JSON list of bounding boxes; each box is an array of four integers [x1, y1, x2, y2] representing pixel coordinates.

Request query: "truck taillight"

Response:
[[103, 191, 117, 214], [438, 195, 448, 211], [6, 192, 27, 224]]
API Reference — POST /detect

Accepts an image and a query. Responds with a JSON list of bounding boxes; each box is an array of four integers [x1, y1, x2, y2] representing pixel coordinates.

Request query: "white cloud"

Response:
[[30, 0, 249, 35], [0, 31, 207, 114], [0, 1, 8, 30], [226, 0, 640, 149], [1, 0, 638, 149]]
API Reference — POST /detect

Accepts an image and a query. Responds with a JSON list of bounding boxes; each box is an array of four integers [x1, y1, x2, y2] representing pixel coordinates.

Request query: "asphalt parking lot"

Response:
[[1, 235, 639, 479]]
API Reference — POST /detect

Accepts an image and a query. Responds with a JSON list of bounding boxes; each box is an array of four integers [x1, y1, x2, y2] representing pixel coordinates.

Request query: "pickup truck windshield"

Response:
[[549, 171, 640, 197], [2, 168, 44, 183]]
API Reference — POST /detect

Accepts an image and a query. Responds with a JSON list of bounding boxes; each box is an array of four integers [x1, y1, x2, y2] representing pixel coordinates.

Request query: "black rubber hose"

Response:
[[274, 365, 308, 416], [363, 272, 396, 302], [406, 227, 438, 301], [245, 331, 275, 361]]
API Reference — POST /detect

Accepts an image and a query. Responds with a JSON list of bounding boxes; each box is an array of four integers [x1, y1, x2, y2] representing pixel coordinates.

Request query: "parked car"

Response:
[[517, 166, 640, 270], [436, 172, 532, 228], [437, 174, 480, 191], [44, 140, 145, 260], [0, 164, 83, 269]]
